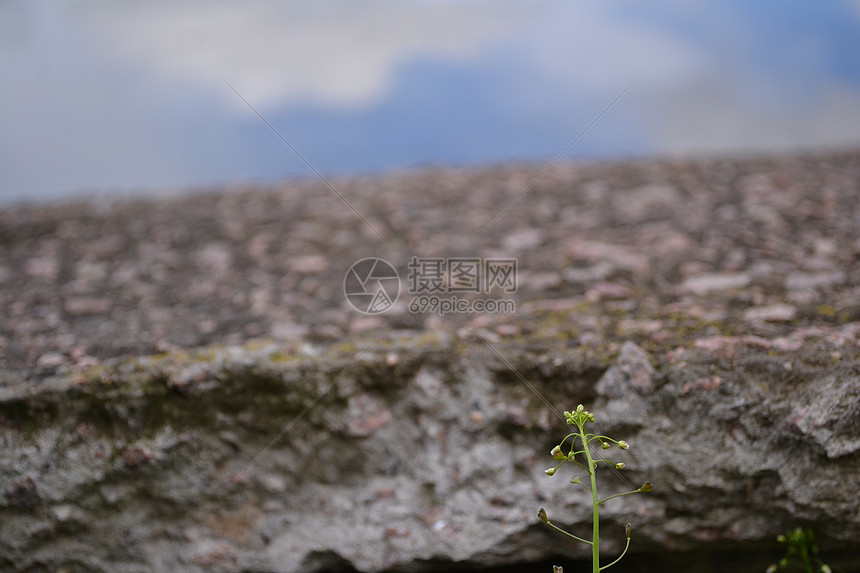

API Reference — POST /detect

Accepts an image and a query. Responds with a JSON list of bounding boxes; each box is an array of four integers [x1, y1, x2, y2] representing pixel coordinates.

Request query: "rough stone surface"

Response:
[[2, 149, 860, 572]]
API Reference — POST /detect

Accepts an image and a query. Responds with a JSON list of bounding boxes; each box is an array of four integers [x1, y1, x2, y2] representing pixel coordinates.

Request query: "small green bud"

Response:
[[618, 440, 629, 450], [537, 508, 549, 524], [821, 565, 832, 573], [545, 467, 556, 476], [601, 441, 610, 450], [766, 566, 777, 573], [551, 445, 565, 460], [576, 404, 584, 413], [639, 481, 653, 492], [615, 462, 625, 470], [776, 534, 786, 543], [570, 475, 581, 485], [779, 558, 789, 567], [553, 566, 564, 573], [625, 523, 631, 539]]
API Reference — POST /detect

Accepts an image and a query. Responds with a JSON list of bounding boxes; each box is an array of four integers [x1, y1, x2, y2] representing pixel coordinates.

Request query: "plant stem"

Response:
[[598, 489, 640, 505], [579, 424, 600, 573], [599, 536, 630, 571], [545, 520, 593, 545], [799, 540, 813, 573]]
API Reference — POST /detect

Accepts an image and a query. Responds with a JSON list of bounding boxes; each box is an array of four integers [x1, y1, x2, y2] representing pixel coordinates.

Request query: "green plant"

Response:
[[537, 404, 651, 572], [766, 527, 832, 573]]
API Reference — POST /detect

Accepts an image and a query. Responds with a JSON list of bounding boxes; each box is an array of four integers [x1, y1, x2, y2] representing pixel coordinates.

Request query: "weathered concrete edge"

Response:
[[1, 320, 860, 572]]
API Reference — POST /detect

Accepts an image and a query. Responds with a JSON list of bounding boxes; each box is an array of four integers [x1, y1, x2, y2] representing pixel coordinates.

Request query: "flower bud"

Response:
[[601, 441, 610, 450], [553, 566, 563, 573], [615, 462, 625, 470], [639, 481, 653, 493], [545, 467, 556, 476], [821, 566, 832, 573], [551, 445, 565, 460], [576, 404, 584, 413], [537, 508, 549, 524], [625, 523, 631, 539], [618, 440, 629, 450], [766, 566, 777, 573]]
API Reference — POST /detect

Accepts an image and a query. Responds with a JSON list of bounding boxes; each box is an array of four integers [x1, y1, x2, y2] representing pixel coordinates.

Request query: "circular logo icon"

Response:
[[344, 258, 400, 314]]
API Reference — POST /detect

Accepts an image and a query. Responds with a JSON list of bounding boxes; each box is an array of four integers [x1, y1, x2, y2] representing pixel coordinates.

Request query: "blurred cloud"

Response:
[[79, 0, 706, 112], [0, 1, 185, 201], [514, 2, 705, 93], [644, 78, 860, 154], [1, 0, 860, 203], [630, 0, 860, 153], [80, 0, 531, 112]]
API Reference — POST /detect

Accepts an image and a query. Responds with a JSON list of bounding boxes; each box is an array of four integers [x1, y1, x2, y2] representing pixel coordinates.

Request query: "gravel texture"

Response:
[[2, 149, 858, 377], [1, 149, 859, 572]]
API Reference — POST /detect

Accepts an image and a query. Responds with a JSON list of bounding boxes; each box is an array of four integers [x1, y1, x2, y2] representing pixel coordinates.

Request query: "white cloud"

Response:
[[518, 3, 707, 95], [77, 1, 705, 114], [4, 0, 859, 203], [642, 75, 860, 154], [80, 0, 530, 112]]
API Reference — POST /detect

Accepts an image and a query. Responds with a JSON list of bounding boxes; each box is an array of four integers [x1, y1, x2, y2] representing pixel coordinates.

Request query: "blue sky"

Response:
[[2, 0, 860, 203]]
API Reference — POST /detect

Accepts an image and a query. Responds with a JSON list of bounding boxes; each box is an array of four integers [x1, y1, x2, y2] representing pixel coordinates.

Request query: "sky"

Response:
[[2, 0, 860, 204]]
